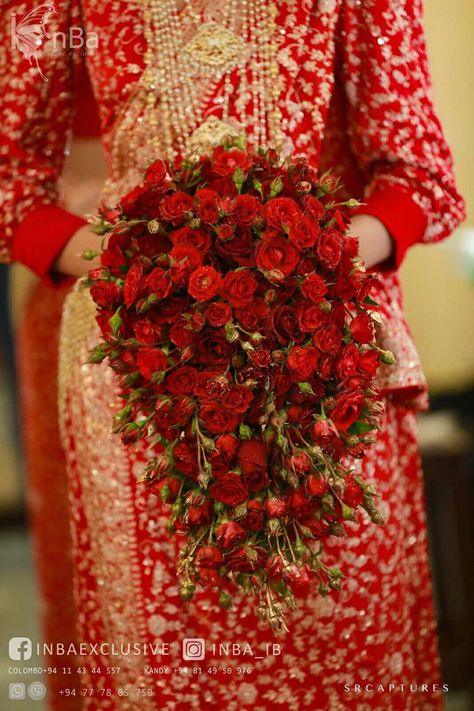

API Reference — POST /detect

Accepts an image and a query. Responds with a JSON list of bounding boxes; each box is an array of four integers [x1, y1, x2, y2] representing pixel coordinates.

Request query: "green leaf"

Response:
[[348, 420, 375, 435], [109, 312, 123, 336], [363, 295, 380, 307], [298, 381, 315, 395]]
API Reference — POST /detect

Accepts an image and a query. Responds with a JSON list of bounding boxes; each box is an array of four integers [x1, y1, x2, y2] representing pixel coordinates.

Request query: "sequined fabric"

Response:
[[59, 285, 444, 710]]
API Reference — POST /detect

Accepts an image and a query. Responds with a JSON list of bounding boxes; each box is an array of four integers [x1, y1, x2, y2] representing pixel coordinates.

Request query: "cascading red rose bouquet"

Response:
[[86, 138, 393, 632]]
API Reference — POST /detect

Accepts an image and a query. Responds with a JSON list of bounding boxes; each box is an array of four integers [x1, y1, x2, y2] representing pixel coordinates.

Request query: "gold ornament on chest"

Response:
[[183, 22, 246, 73]]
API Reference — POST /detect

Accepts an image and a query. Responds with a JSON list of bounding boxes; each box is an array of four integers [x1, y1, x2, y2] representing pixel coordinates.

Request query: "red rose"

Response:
[[287, 450, 311, 475], [311, 418, 339, 446], [234, 298, 269, 331], [304, 195, 325, 221], [120, 184, 151, 217], [306, 473, 327, 497], [199, 403, 240, 434], [313, 325, 343, 357], [225, 545, 266, 573], [147, 267, 172, 299], [170, 395, 196, 425], [222, 269, 259, 308], [336, 343, 360, 379], [169, 244, 202, 286], [283, 563, 312, 595], [90, 281, 121, 308], [212, 146, 251, 177], [237, 439, 269, 468], [196, 370, 229, 399], [264, 497, 286, 517], [240, 499, 265, 531], [188, 266, 222, 301], [286, 487, 315, 518], [195, 188, 220, 224], [229, 194, 261, 226], [317, 355, 336, 381], [195, 545, 223, 568], [208, 473, 249, 506], [221, 385, 254, 414], [169, 226, 211, 254], [198, 330, 234, 366], [136, 348, 168, 379], [123, 262, 144, 308], [205, 301, 232, 327], [271, 304, 303, 346], [185, 497, 213, 526], [297, 303, 326, 333], [237, 439, 269, 492], [144, 159, 169, 188], [350, 313, 374, 344], [216, 521, 247, 549], [300, 273, 328, 303], [265, 197, 301, 229], [358, 349, 380, 376], [287, 346, 319, 380], [169, 322, 196, 349], [133, 319, 162, 344], [159, 191, 193, 223], [316, 229, 343, 270], [265, 554, 284, 580], [288, 216, 320, 249], [215, 434, 239, 462], [330, 391, 365, 431], [248, 349, 271, 368], [173, 441, 198, 477], [256, 234, 300, 278], [166, 367, 198, 394], [215, 228, 255, 267], [343, 475, 364, 508]]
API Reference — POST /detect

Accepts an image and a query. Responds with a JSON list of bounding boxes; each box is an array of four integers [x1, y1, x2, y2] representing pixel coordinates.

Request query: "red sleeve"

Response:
[[341, 0, 466, 268], [0, 0, 84, 283]]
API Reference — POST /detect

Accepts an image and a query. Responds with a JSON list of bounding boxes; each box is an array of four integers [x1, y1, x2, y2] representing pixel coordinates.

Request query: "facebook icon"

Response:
[[9, 638, 32, 661]]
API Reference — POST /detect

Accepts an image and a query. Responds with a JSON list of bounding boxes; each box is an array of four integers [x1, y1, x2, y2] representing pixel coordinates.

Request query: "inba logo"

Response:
[[9, 637, 33, 661], [10, 4, 60, 80], [10, 4, 99, 81]]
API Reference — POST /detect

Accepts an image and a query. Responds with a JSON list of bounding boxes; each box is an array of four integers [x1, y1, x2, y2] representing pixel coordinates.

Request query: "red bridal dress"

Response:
[[14, 63, 102, 710], [0, 1, 465, 710]]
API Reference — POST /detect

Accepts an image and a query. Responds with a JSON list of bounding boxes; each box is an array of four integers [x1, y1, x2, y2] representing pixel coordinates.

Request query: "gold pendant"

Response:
[[187, 116, 241, 155], [183, 22, 246, 72]]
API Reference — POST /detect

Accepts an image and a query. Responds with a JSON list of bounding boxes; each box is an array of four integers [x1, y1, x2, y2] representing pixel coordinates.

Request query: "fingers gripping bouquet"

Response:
[[87, 138, 393, 632]]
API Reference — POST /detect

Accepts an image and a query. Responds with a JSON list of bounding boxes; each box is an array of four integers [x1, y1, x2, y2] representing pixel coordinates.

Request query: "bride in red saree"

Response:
[[0, 1, 465, 709]]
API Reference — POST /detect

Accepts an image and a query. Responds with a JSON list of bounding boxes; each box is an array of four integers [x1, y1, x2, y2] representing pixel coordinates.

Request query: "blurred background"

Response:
[[0, 0, 473, 709]]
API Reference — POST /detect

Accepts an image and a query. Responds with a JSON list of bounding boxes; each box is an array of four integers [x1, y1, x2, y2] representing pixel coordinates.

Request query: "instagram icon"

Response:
[[182, 638, 205, 661]]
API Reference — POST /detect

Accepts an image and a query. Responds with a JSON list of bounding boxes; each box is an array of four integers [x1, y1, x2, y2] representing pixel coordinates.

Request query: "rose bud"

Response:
[[218, 591, 233, 610], [215, 434, 239, 462], [287, 450, 311, 474], [179, 582, 196, 602], [311, 418, 339, 445], [265, 554, 284, 580], [199, 568, 221, 586], [264, 497, 286, 518], [343, 476, 364, 508], [216, 521, 247, 549], [264, 289, 277, 304], [282, 563, 312, 594], [271, 350, 285, 364], [306, 474, 326, 497]]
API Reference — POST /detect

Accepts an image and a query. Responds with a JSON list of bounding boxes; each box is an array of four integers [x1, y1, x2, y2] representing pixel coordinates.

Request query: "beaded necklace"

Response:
[[105, 0, 282, 202]]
